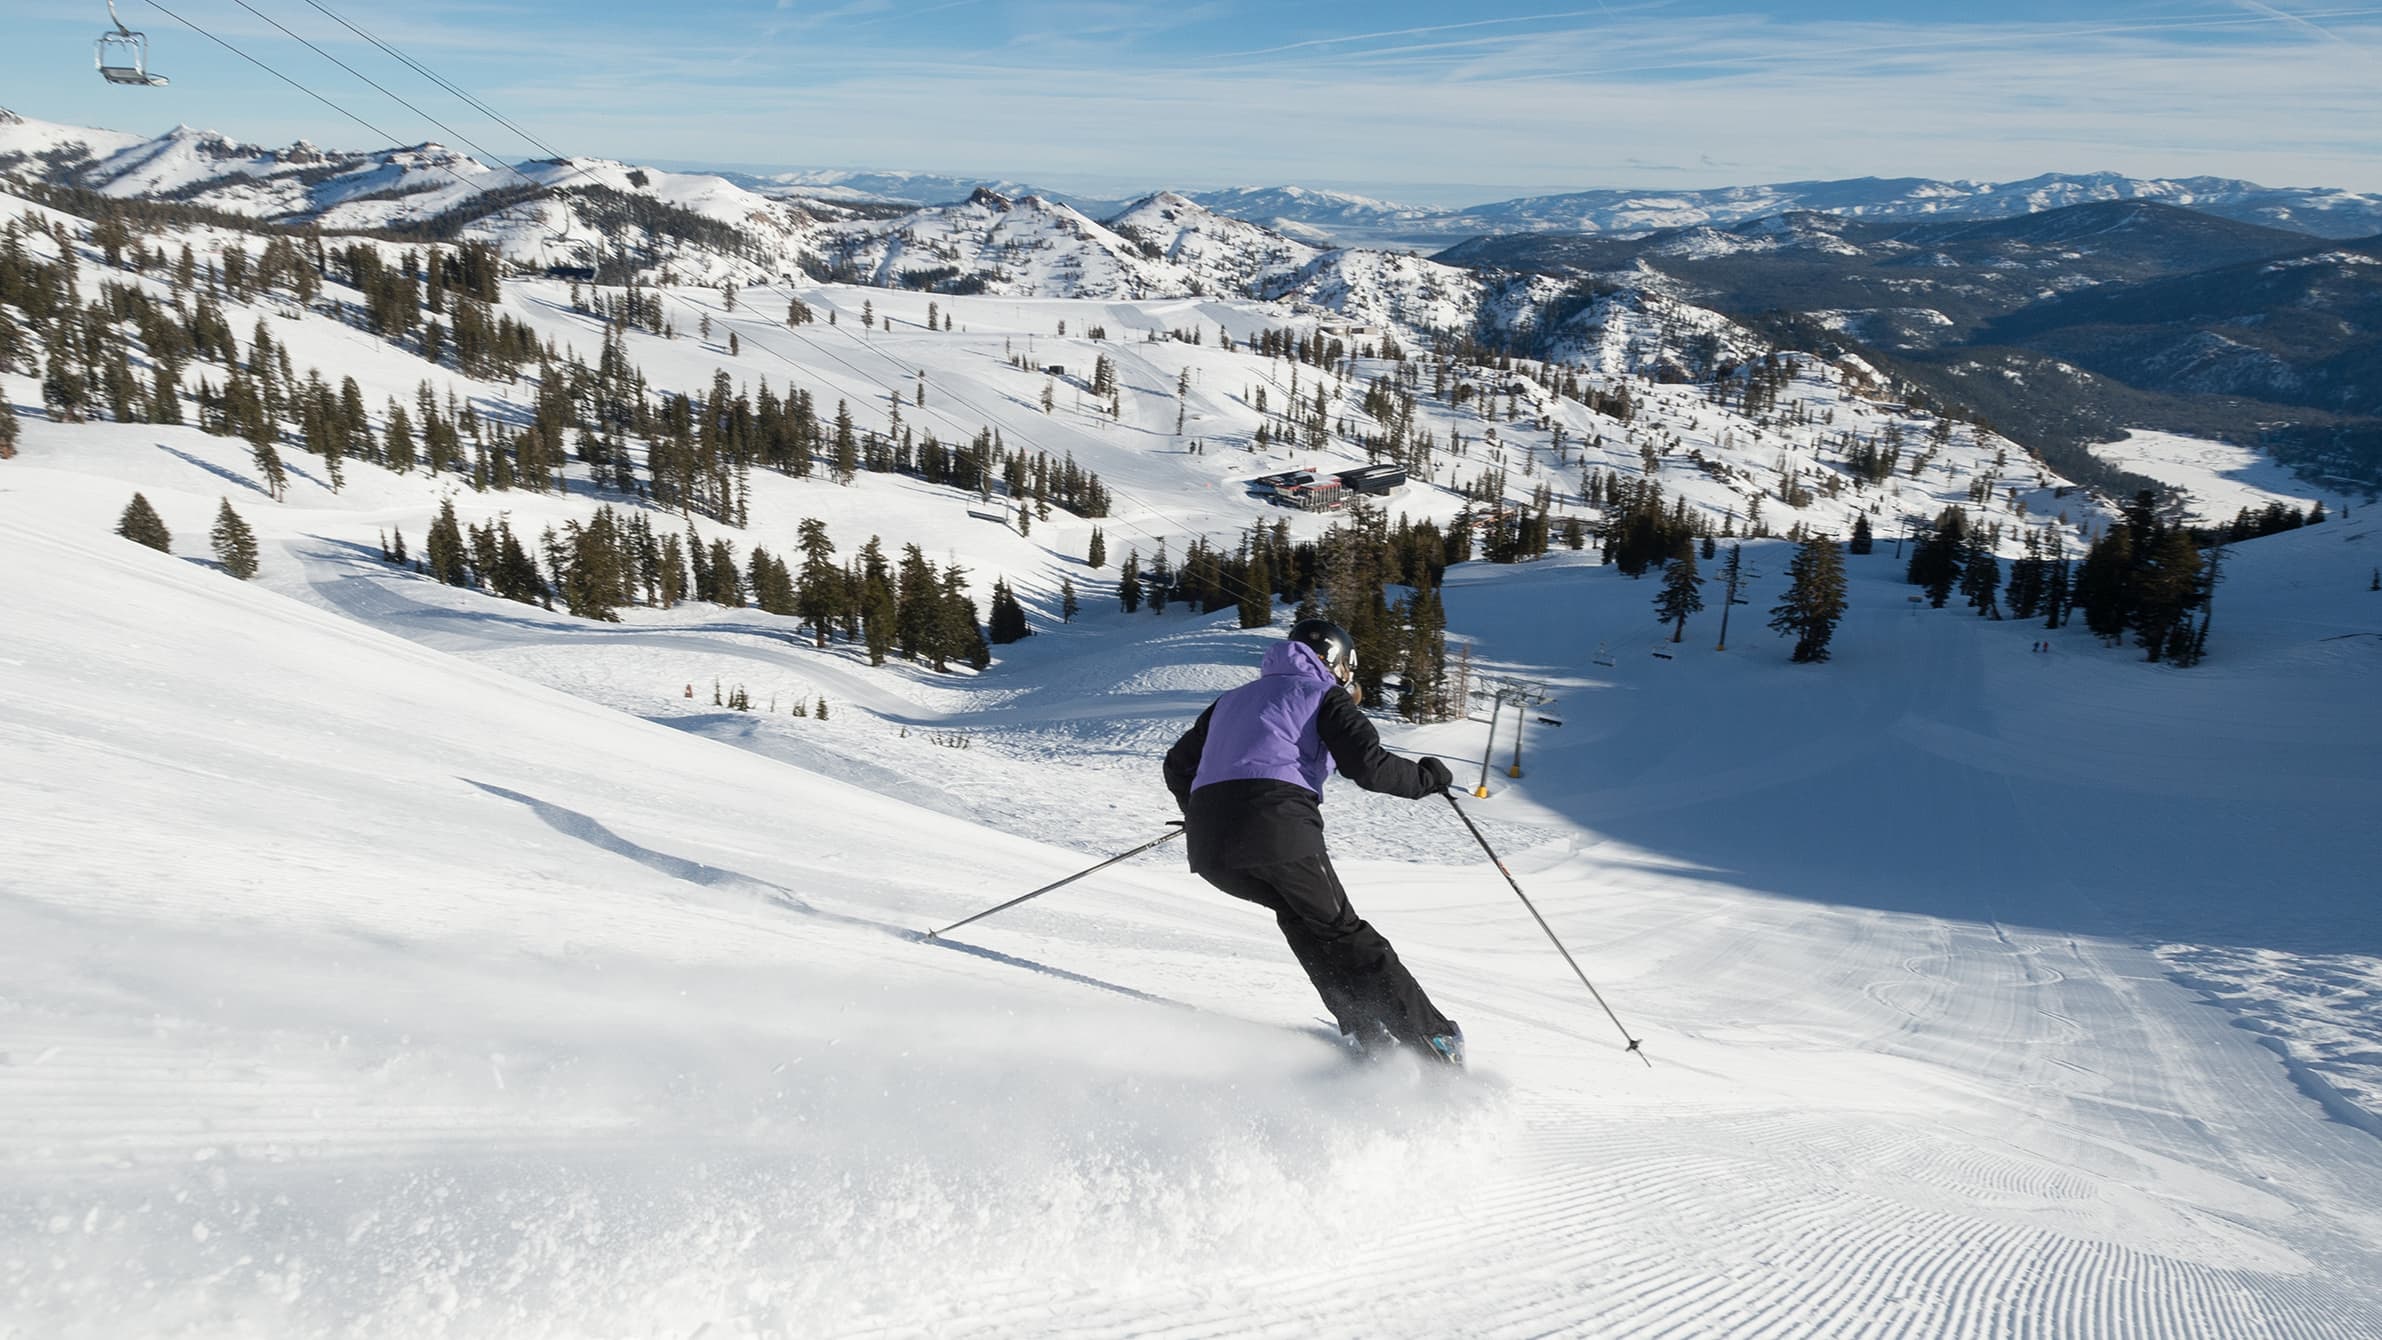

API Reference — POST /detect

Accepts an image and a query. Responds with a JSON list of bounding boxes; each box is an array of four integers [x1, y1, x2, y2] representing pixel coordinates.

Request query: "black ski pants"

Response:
[[1200, 854, 1453, 1045]]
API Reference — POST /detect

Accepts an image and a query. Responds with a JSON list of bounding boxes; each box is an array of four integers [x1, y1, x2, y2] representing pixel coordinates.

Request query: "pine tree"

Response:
[[1907, 506, 1965, 608], [577, 510, 641, 620], [988, 577, 1032, 644], [658, 535, 689, 608], [385, 405, 416, 474], [794, 518, 842, 648], [1239, 538, 1275, 629], [0, 397, 19, 460], [1087, 526, 1107, 568], [426, 497, 469, 586], [1654, 546, 1705, 642], [832, 400, 857, 483], [1959, 536, 2001, 619], [1119, 549, 1142, 613], [2074, 527, 2133, 643], [2004, 530, 2045, 620], [209, 498, 259, 579], [252, 439, 288, 503], [2131, 527, 2203, 663], [1715, 542, 1746, 650], [1398, 583, 1451, 722], [934, 565, 989, 671], [1060, 575, 1079, 622], [1849, 514, 1873, 554], [858, 536, 897, 665], [895, 543, 939, 661], [116, 492, 172, 552], [1769, 534, 1848, 663]]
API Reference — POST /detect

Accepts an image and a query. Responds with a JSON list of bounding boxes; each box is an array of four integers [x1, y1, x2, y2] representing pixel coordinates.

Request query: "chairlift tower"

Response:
[[96, 0, 169, 86], [1470, 675, 1554, 796]]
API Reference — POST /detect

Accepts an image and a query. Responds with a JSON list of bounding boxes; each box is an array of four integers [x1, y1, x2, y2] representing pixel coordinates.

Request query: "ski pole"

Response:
[[924, 824, 1185, 940], [1441, 792, 1650, 1067]]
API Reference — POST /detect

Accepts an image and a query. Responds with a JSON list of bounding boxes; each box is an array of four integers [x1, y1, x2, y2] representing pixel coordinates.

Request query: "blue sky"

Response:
[[7, 1, 2381, 202]]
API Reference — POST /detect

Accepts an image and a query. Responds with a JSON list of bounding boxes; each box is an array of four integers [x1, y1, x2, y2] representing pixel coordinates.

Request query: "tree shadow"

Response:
[[158, 444, 270, 498], [461, 779, 1191, 1010]]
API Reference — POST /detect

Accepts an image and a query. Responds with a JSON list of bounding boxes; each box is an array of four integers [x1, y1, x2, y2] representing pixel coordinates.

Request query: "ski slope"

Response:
[[6, 460, 2382, 1336], [4, 168, 2380, 1334]]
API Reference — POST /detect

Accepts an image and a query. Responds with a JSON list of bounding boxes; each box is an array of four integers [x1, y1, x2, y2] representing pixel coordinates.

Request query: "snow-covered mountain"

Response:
[[1106, 191, 1322, 295], [2, 111, 1493, 326], [831, 187, 1199, 299], [725, 166, 1126, 217], [0, 108, 846, 286], [11, 106, 2378, 492], [0, 106, 150, 175]]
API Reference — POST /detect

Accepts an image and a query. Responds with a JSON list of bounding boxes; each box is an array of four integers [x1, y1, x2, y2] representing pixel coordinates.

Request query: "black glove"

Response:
[[1417, 756, 1453, 794]]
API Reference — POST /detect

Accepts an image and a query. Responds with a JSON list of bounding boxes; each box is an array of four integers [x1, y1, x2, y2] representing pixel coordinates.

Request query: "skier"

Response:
[[1163, 619, 1466, 1066]]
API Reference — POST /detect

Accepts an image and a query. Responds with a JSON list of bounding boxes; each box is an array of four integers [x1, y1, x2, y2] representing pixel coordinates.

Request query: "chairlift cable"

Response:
[[296, 0, 553, 164], [219, 0, 525, 185], [137, 0, 422, 153]]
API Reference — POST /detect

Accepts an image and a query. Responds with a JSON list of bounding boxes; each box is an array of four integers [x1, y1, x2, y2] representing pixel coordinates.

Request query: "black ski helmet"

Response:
[[1288, 618, 1357, 680]]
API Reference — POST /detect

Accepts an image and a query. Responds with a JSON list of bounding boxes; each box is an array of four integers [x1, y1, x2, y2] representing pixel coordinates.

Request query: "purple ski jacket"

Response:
[[1191, 640, 1344, 794], [1163, 641, 1435, 873]]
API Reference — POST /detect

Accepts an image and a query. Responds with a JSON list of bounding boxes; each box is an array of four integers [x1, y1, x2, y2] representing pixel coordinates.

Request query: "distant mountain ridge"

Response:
[[1405, 172, 2382, 247], [11, 107, 2380, 253], [730, 163, 2382, 249]]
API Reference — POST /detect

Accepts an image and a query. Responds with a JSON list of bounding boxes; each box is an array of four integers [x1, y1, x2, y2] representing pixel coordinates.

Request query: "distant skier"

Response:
[[1164, 619, 1465, 1066]]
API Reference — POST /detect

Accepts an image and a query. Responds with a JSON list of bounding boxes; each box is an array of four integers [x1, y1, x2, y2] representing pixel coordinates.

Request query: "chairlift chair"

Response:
[[96, 0, 168, 86]]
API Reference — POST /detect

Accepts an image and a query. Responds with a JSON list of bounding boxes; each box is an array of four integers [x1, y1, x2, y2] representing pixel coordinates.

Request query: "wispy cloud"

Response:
[[2228, 0, 2352, 43], [8, 2, 2379, 199], [1200, 7, 1631, 62]]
